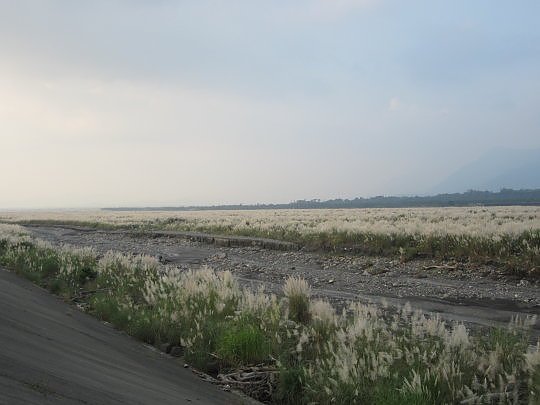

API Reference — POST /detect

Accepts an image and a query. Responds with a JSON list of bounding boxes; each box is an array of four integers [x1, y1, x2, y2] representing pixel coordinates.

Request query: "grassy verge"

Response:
[[1, 224, 539, 404]]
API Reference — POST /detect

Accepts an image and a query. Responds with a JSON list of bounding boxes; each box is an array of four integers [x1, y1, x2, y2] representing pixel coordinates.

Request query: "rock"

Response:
[[158, 255, 169, 264], [205, 361, 219, 375], [214, 238, 230, 247], [170, 346, 184, 357], [159, 343, 172, 353], [183, 363, 189, 368]]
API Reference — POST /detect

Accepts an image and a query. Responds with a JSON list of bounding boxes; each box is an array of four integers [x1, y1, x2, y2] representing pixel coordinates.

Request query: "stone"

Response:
[[170, 346, 184, 357], [518, 279, 529, 287], [205, 361, 219, 375], [159, 343, 172, 353], [214, 238, 230, 247]]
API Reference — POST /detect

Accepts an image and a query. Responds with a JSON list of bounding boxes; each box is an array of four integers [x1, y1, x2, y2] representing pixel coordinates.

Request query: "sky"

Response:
[[1, 0, 539, 208]]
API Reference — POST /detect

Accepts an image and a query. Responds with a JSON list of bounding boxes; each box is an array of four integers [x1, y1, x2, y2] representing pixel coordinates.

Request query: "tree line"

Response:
[[104, 188, 540, 211]]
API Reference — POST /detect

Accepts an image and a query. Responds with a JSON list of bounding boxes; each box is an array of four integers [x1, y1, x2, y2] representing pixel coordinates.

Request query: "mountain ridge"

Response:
[[431, 147, 540, 194]]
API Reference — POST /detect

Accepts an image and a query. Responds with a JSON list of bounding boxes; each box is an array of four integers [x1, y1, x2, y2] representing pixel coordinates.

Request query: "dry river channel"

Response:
[[27, 225, 540, 342]]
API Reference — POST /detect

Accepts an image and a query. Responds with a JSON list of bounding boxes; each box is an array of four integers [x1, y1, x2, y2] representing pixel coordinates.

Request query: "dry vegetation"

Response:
[[2, 206, 540, 274], [2, 206, 540, 235], [1, 223, 540, 404]]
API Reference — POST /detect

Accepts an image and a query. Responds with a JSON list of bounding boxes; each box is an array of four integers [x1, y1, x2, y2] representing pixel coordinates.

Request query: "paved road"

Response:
[[0, 268, 241, 405]]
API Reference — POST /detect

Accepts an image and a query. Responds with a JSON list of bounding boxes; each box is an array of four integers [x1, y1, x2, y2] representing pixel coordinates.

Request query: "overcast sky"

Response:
[[1, 1, 539, 208]]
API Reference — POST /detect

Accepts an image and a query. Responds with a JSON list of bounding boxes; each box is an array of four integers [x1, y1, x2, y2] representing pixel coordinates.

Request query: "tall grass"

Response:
[[1, 224, 539, 404], [2, 206, 539, 274]]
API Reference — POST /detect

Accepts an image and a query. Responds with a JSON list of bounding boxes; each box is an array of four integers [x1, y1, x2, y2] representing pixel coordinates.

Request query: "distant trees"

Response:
[[105, 189, 540, 212]]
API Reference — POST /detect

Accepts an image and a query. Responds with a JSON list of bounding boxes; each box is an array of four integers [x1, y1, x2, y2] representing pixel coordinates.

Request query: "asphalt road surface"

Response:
[[0, 267, 242, 405]]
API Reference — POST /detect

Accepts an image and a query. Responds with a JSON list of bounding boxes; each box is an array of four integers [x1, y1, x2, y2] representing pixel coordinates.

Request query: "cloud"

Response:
[[1, 1, 539, 208], [0, 68, 347, 149], [388, 97, 401, 111], [313, 0, 379, 13], [278, 0, 381, 23]]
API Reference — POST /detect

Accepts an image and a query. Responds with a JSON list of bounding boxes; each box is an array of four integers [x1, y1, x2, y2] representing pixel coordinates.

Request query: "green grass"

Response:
[[217, 320, 271, 367]]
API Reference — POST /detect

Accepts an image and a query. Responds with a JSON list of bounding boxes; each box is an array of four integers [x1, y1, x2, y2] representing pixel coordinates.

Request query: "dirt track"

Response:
[[0, 267, 244, 405], [27, 225, 540, 340]]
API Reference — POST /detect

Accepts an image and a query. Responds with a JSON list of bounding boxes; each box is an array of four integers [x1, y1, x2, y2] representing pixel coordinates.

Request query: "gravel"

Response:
[[27, 225, 540, 339]]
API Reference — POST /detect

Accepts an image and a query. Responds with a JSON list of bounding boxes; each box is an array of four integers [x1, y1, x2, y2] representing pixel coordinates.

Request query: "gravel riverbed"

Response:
[[27, 225, 540, 339]]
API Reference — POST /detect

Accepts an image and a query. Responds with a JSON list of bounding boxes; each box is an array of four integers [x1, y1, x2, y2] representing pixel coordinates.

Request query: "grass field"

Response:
[[2, 206, 540, 275], [1, 223, 539, 404]]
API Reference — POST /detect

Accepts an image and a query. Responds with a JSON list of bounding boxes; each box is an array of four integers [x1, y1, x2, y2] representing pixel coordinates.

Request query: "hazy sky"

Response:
[[1, 1, 539, 208]]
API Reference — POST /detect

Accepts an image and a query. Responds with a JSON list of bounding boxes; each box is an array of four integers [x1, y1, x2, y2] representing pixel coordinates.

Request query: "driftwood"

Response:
[[70, 288, 110, 301], [422, 264, 458, 271], [217, 365, 278, 401], [188, 354, 278, 401], [191, 369, 220, 384]]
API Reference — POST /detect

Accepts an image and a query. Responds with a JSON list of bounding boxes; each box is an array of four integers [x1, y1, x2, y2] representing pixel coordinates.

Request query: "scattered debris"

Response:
[[423, 264, 458, 271], [518, 279, 530, 287], [170, 346, 184, 357], [218, 365, 278, 402], [159, 343, 172, 354]]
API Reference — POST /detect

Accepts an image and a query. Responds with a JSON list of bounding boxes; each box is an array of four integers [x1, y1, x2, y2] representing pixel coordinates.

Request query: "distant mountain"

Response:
[[431, 147, 540, 194]]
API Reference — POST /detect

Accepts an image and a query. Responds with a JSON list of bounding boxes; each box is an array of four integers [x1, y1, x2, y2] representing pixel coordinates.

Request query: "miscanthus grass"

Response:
[[1, 224, 539, 404], [2, 206, 539, 275]]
